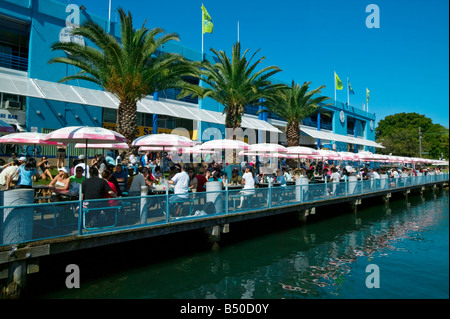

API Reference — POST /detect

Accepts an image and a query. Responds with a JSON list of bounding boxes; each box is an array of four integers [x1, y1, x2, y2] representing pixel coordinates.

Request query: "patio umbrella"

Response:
[[45, 126, 127, 177], [200, 139, 249, 165], [74, 142, 129, 150], [0, 120, 15, 134], [312, 149, 342, 161], [248, 143, 287, 153], [132, 133, 195, 179], [0, 132, 66, 157], [286, 146, 320, 169], [199, 139, 249, 150]]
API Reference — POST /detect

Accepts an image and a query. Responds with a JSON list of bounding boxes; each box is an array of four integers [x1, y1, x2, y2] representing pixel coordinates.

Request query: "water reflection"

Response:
[[37, 190, 448, 299]]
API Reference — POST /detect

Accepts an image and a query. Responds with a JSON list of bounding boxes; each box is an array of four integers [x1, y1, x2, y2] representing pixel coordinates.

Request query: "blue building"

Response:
[[0, 0, 382, 157]]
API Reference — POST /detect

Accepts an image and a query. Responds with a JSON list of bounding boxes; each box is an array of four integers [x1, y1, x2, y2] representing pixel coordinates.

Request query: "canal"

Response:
[[29, 189, 449, 299]]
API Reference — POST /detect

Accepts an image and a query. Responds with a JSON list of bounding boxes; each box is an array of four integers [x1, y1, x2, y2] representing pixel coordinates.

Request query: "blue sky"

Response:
[[78, 0, 449, 129]]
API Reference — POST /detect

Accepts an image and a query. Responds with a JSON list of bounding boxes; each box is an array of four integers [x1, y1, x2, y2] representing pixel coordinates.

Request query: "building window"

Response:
[[0, 93, 25, 110]]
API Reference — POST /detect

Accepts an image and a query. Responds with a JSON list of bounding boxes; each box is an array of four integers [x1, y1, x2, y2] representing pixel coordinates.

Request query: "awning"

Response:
[[0, 73, 281, 133], [300, 126, 384, 148]]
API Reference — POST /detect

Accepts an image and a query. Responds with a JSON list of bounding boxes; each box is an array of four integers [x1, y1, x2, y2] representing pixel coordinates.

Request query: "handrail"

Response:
[[0, 173, 448, 247]]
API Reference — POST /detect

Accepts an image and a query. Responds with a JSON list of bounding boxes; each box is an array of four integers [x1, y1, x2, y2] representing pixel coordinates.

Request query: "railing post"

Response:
[[225, 178, 229, 215], [345, 178, 348, 196], [165, 180, 169, 223], [268, 179, 272, 208], [78, 184, 83, 235], [324, 175, 327, 197]]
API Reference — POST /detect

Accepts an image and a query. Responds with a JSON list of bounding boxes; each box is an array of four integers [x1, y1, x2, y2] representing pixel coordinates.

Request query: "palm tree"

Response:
[[179, 41, 285, 130], [259, 80, 331, 147], [49, 8, 197, 145]]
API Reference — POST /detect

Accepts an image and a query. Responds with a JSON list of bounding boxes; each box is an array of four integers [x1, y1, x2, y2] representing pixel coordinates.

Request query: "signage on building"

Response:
[[59, 4, 85, 52], [0, 109, 25, 126]]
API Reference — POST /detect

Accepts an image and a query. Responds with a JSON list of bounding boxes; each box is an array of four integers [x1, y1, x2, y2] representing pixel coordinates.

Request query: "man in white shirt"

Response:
[[237, 165, 255, 209], [168, 164, 190, 216], [0, 160, 19, 190], [75, 154, 90, 178]]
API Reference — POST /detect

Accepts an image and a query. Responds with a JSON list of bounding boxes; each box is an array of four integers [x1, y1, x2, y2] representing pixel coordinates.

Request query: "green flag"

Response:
[[201, 5, 213, 34], [335, 72, 343, 90]]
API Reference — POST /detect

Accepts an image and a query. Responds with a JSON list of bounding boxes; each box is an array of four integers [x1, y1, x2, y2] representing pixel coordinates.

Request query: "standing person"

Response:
[[7, 152, 17, 163], [0, 160, 19, 190], [56, 146, 66, 169], [195, 167, 207, 192], [168, 164, 190, 216], [7, 157, 39, 190], [237, 165, 255, 209], [330, 167, 340, 196]]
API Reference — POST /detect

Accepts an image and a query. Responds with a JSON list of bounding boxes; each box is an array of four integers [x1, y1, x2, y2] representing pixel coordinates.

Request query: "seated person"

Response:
[[229, 168, 241, 185], [113, 164, 128, 195], [128, 167, 152, 196], [37, 156, 54, 181], [68, 166, 86, 198], [49, 167, 71, 201]]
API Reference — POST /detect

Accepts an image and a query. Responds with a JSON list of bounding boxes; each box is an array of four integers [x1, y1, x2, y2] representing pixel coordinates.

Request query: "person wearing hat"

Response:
[[48, 167, 70, 201], [75, 154, 90, 178], [6, 157, 39, 190], [68, 165, 86, 198]]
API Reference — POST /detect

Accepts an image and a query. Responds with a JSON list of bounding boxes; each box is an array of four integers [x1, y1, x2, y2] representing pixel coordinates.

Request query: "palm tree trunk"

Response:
[[116, 100, 138, 149], [286, 120, 300, 147]]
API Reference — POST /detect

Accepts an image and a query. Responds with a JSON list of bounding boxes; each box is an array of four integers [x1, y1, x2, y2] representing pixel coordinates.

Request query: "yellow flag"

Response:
[[201, 5, 213, 34], [335, 72, 343, 90], [366, 88, 370, 103]]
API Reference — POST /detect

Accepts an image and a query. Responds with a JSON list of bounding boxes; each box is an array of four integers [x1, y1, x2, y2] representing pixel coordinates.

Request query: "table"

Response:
[[257, 183, 281, 188], [33, 185, 51, 203], [226, 184, 244, 190]]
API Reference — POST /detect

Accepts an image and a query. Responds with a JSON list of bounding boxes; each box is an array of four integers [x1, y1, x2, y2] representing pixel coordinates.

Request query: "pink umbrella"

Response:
[[312, 149, 342, 161], [200, 139, 249, 150], [0, 120, 15, 134], [45, 126, 126, 144], [248, 143, 287, 153], [75, 142, 129, 150], [45, 126, 127, 177], [132, 133, 194, 179], [287, 146, 319, 156], [337, 151, 360, 161], [139, 146, 179, 152], [132, 133, 194, 147], [0, 132, 66, 157]]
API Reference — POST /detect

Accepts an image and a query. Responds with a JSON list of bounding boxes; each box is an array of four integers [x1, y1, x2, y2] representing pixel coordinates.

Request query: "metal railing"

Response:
[[0, 173, 448, 247]]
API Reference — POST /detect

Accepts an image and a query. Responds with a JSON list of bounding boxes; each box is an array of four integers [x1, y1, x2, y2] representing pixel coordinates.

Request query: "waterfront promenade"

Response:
[[0, 172, 448, 297]]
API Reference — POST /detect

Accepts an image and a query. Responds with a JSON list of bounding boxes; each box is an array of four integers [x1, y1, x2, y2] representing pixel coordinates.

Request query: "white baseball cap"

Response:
[[19, 156, 27, 161], [58, 167, 69, 174]]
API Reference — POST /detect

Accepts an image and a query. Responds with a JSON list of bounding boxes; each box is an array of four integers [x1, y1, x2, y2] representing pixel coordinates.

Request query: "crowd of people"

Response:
[[0, 150, 446, 208]]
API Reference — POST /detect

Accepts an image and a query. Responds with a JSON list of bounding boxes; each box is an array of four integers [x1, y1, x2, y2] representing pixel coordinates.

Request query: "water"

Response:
[[31, 190, 449, 299]]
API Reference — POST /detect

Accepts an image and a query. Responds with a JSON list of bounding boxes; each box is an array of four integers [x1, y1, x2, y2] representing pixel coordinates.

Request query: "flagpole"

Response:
[[366, 88, 369, 113], [334, 71, 336, 106], [201, 4, 204, 59], [107, 0, 111, 33], [347, 77, 349, 106], [238, 20, 240, 43]]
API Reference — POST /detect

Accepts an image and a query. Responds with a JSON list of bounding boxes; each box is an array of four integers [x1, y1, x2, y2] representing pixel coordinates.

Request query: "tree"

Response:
[[179, 41, 285, 130], [49, 8, 196, 145], [258, 80, 331, 147], [376, 112, 449, 159]]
